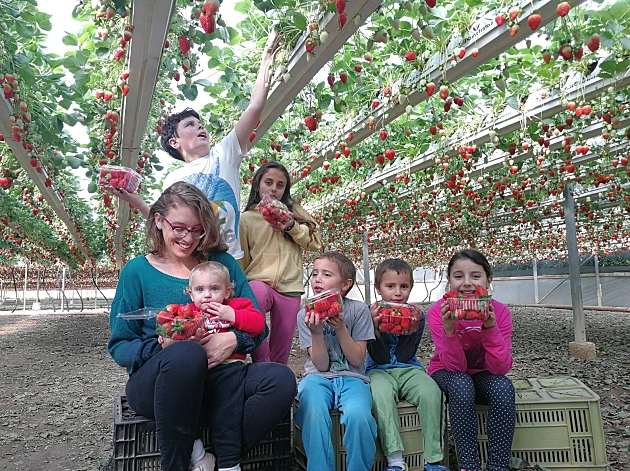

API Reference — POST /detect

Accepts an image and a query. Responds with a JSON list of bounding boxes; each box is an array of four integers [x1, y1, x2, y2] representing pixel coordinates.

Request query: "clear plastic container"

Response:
[[257, 193, 292, 227], [304, 288, 344, 320], [447, 297, 491, 321], [377, 301, 414, 335], [155, 311, 205, 339], [98, 165, 143, 193]]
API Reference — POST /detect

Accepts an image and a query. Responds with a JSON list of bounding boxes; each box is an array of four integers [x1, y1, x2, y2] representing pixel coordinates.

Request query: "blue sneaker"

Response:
[[424, 464, 450, 471], [384, 466, 408, 471]]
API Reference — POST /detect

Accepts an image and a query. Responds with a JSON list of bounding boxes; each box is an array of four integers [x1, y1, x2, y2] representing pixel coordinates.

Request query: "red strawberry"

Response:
[[509, 24, 519, 36], [556, 2, 570, 17], [178, 35, 191, 55], [202, 0, 220, 15], [404, 51, 417, 61], [586, 33, 600, 52], [495, 14, 506, 26], [475, 285, 489, 297], [385, 149, 395, 160], [327, 74, 335, 87], [425, 0, 436, 7], [443, 289, 459, 299], [249, 131, 256, 142], [339, 72, 347, 84], [305, 37, 317, 53], [338, 13, 347, 28], [542, 50, 551, 64], [379, 130, 388, 140], [574, 45, 583, 60], [471, 48, 479, 57], [426, 82, 436, 96], [200, 13, 216, 34], [164, 304, 179, 315], [400, 317, 411, 331], [354, 65, 362, 72], [439, 85, 449, 100], [335, 0, 346, 15], [304, 116, 317, 132], [509, 6, 520, 21], [527, 13, 541, 30]]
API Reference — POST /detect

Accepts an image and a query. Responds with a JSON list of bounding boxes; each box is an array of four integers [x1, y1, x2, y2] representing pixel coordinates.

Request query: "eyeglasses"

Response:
[[162, 216, 205, 239]]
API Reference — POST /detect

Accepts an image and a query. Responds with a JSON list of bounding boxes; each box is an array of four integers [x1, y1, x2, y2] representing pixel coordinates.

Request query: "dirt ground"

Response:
[[0, 306, 629, 471]]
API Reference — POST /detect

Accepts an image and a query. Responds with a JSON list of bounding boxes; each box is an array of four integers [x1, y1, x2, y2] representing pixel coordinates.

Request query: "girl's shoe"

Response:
[[424, 464, 450, 471], [384, 466, 408, 471], [190, 451, 216, 471]]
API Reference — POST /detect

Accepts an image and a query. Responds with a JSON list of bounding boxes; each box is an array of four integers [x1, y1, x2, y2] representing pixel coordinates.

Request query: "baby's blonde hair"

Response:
[[186, 261, 233, 296]]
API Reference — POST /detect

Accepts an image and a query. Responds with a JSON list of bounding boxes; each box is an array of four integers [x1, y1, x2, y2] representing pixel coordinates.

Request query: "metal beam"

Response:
[[0, 97, 92, 262], [563, 184, 586, 342], [114, 0, 176, 270]]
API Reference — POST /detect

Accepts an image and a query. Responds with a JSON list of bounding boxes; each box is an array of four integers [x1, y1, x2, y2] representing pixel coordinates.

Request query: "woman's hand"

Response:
[[441, 302, 456, 337], [200, 331, 238, 369], [408, 304, 423, 334], [482, 304, 496, 330]]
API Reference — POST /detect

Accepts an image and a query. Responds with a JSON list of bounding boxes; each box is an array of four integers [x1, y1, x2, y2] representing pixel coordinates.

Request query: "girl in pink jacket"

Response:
[[427, 249, 515, 471]]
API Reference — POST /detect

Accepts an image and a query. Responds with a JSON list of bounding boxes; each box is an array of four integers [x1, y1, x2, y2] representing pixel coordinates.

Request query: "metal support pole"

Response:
[[533, 259, 539, 304], [23, 266, 27, 311], [363, 232, 371, 306], [594, 254, 602, 307], [61, 267, 66, 311], [94, 273, 98, 309], [563, 185, 586, 342], [36, 269, 40, 302]]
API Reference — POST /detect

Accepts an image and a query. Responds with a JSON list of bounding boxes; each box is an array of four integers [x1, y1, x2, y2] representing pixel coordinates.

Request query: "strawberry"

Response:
[[495, 14, 506, 26], [178, 303, 195, 318], [354, 65, 363, 72], [200, 13, 216, 34], [379, 130, 388, 140], [156, 311, 174, 325], [429, 125, 437, 135], [202, 0, 220, 15], [509, 24, 519, 36], [404, 51, 416, 61], [426, 82, 436, 96], [560, 44, 572, 60], [304, 116, 317, 132], [305, 37, 317, 52], [178, 35, 191, 55], [439, 85, 449, 100], [556, 2, 570, 17], [471, 48, 479, 57], [475, 285, 489, 297], [385, 149, 395, 160], [339, 72, 347, 84], [509, 6, 520, 20], [443, 289, 459, 299], [164, 304, 179, 315], [542, 50, 551, 64], [425, 0, 436, 7], [574, 45, 583, 60], [335, 0, 346, 14], [400, 318, 411, 331], [586, 33, 599, 52], [338, 13, 347, 28], [327, 74, 335, 87], [527, 13, 541, 30]]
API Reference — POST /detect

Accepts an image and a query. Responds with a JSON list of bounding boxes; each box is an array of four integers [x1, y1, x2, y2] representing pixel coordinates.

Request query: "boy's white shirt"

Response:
[[163, 129, 245, 260]]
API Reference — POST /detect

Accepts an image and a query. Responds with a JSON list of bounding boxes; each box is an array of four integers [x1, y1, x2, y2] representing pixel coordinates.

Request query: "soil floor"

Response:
[[0, 306, 628, 471]]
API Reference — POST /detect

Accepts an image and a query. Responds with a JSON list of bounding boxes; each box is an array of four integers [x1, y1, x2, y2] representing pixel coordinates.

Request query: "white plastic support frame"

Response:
[[0, 97, 92, 263]]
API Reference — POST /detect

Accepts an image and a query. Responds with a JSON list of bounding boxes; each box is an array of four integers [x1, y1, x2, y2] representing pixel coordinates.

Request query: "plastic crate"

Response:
[[113, 396, 292, 471], [293, 399, 447, 471], [472, 377, 608, 471]]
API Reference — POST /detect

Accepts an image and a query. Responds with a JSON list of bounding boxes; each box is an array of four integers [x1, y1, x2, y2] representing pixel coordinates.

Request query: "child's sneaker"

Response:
[[384, 466, 408, 471], [424, 464, 450, 471], [190, 451, 216, 471]]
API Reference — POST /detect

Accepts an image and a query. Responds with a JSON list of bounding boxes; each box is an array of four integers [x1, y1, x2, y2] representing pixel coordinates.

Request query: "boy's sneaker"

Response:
[[424, 464, 450, 471], [384, 465, 408, 471], [190, 451, 216, 471]]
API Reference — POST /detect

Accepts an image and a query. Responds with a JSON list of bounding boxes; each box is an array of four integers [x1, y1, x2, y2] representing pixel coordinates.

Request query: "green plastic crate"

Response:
[[473, 377, 608, 471], [113, 396, 293, 471], [293, 399, 447, 471]]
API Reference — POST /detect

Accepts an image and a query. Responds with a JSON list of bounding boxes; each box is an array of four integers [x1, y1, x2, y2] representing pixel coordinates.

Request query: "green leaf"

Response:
[[234, 0, 251, 15], [18, 64, 36, 86], [233, 97, 250, 110], [599, 31, 615, 48], [606, 21, 625, 35], [254, 0, 275, 12], [58, 98, 72, 110], [207, 57, 222, 69], [56, 118, 64, 132], [95, 47, 110, 58], [154, 165, 164, 171], [599, 58, 618, 74], [62, 33, 79, 46], [195, 78, 213, 87], [16, 53, 30, 64], [67, 157, 82, 169], [87, 182, 98, 193], [182, 85, 199, 101], [620, 38, 630, 50], [74, 70, 90, 88], [464, 0, 484, 7], [506, 96, 519, 110], [291, 12, 307, 30], [15, 21, 36, 38]]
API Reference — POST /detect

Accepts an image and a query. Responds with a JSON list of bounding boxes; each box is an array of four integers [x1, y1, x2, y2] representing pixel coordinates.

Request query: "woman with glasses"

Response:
[[108, 182, 297, 471]]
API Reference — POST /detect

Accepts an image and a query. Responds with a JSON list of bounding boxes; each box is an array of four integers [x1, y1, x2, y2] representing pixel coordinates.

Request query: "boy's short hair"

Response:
[[187, 261, 233, 296], [315, 251, 356, 295], [160, 108, 201, 161], [374, 259, 414, 289]]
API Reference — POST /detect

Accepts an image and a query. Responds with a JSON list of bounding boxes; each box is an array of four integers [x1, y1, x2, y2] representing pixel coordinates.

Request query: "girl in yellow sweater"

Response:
[[239, 162, 322, 364]]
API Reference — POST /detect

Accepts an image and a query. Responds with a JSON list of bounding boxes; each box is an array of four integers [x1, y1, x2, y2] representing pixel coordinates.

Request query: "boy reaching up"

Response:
[[294, 252, 377, 471], [108, 33, 277, 260]]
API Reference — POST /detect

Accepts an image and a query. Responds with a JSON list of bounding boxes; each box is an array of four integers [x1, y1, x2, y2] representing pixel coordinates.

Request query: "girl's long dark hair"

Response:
[[244, 161, 317, 241]]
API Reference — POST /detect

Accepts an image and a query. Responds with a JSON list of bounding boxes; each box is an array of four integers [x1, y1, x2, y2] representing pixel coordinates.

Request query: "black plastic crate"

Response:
[[113, 396, 293, 471]]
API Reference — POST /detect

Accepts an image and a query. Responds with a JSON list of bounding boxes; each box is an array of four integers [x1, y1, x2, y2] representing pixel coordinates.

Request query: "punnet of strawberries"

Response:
[[304, 288, 344, 320], [98, 165, 142, 194], [257, 193, 292, 228], [156, 303, 204, 340], [443, 285, 492, 321], [377, 301, 414, 335]]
